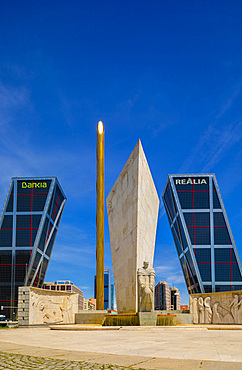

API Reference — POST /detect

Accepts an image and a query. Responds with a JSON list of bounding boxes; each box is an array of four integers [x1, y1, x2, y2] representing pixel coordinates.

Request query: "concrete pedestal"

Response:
[[104, 313, 139, 326], [75, 310, 107, 325], [138, 312, 158, 326]]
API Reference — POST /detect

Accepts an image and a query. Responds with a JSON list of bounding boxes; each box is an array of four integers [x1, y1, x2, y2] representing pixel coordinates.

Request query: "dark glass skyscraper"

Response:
[[0, 177, 66, 319], [162, 174, 242, 294], [94, 268, 114, 310]]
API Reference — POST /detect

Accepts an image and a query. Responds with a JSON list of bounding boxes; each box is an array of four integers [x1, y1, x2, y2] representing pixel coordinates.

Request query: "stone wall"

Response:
[[103, 311, 192, 326], [156, 311, 193, 326], [103, 313, 139, 326], [190, 290, 242, 324], [18, 287, 78, 326]]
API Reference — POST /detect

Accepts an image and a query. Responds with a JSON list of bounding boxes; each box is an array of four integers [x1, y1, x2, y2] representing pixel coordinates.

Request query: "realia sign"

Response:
[[175, 178, 207, 185]]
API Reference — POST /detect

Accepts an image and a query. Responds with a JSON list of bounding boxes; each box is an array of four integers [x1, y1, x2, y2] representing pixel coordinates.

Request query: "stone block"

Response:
[[75, 311, 107, 325], [156, 311, 193, 326], [138, 312, 157, 326], [104, 313, 139, 326]]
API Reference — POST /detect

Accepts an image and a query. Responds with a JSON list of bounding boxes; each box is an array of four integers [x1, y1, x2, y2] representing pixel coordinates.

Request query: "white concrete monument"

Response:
[[107, 140, 159, 313]]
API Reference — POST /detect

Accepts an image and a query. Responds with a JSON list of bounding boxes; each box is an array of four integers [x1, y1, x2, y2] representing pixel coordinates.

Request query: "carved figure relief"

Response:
[[137, 261, 155, 312], [204, 297, 212, 324], [235, 297, 242, 324], [222, 308, 234, 324], [61, 296, 73, 322], [212, 303, 222, 324], [29, 288, 78, 325], [191, 298, 198, 323], [190, 291, 242, 325], [228, 294, 242, 323], [198, 297, 205, 323]]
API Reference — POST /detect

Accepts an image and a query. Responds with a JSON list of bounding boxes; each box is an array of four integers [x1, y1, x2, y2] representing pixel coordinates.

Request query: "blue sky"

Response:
[[0, 1, 241, 305]]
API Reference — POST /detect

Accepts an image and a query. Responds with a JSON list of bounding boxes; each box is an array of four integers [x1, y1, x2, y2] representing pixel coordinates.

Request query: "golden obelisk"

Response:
[[96, 121, 104, 310]]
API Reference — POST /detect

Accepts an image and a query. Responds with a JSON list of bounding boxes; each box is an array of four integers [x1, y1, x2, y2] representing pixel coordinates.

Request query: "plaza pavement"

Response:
[[0, 326, 242, 369]]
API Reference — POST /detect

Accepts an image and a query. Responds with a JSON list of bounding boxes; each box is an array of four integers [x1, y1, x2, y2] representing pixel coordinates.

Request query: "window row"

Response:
[[215, 285, 242, 292], [163, 184, 177, 222], [173, 179, 222, 210], [190, 260, 241, 282], [17, 194, 48, 212]]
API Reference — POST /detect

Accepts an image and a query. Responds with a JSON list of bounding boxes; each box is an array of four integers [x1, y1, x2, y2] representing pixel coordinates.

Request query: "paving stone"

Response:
[[0, 352, 133, 370], [1, 326, 242, 369]]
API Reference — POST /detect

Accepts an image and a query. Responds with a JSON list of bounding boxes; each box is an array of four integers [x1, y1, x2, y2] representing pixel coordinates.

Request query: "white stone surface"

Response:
[[18, 287, 78, 325], [1, 326, 242, 364], [190, 290, 242, 324], [107, 140, 159, 313]]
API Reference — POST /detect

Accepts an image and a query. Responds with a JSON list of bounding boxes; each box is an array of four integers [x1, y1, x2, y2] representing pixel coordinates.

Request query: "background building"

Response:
[[163, 174, 242, 294], [155, 281, 171, 310], [170, 287, 181, 310], [111, 284, 114, 310], [94, 268, 114, 310], [0, 177, 66, 319], [155, 281, 181, 310], [43, 280, 83, 310], [180, 305, 189, 311], [83, 297, 96, 310]]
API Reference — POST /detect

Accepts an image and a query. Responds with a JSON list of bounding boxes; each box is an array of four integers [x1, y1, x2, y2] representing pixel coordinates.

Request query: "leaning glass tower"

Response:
[[162, 174, 242, 294], [0, 177, 66, 319]]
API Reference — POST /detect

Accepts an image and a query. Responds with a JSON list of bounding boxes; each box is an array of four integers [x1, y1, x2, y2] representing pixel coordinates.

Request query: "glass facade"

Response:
[[0, 177, 66, 319], [162, 174, 242, 294], [94, 268, 114, 309]]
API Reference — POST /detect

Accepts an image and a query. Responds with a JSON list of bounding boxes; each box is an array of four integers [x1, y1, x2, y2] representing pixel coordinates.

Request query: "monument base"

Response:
[[156, 312, 192, 326], [75, 310, 193, 326], [75, 310, 107, 325], [104, 312, 159, 326], [138, 312, 157, 326], [103, 313, 139, 326]]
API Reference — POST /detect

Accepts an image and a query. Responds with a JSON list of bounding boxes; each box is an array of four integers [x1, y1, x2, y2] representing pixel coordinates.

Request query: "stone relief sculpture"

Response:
[[137, 261, 155, 312], [43, 308, 63, 324], [192, 298, 198, 324], [228, 294, 238, 322], [212, 303, 222, 324], [29, 288, 78, 325], [204, 297, 212, 324], [198, 297, 204, 323], [190, 291, 242, 325], [228, 294, 242, 324], [222, 308, 234, 324], [61, 296, 73, 322], [235, 297, 242, 324]]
